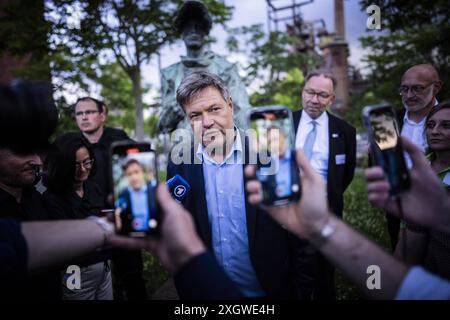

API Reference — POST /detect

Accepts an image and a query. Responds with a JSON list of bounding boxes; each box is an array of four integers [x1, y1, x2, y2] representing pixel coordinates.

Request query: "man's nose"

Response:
[[202, 114, 214, 128], [28, 154, 43, 166], [405, 88, 416, 99]]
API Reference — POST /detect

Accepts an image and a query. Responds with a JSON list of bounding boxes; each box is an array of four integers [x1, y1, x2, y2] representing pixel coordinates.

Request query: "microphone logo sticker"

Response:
[[174, 185, 187, 198]]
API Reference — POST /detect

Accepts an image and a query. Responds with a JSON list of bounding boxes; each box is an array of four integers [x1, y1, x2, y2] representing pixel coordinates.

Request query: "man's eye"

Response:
[[190, 114, 199, 119], [319, 94, 330, 99]]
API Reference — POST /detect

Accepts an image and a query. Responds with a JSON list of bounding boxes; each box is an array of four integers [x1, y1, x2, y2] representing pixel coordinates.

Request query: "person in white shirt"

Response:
[[293, 70, 357, 299], [386, 64, 443, 250]]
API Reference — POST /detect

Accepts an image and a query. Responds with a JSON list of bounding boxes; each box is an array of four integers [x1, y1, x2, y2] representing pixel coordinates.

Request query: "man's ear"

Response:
[[433, 80, 443, 96], [228, 96, 233, 114], [100, 106, 107, 123], [329, 93, 336, 107]]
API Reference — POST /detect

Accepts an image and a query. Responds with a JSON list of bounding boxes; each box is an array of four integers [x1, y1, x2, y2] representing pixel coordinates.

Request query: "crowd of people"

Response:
[[0, 61, 449, 301]]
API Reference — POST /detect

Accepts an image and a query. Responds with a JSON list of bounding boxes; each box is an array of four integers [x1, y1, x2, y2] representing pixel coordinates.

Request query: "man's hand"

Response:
[[106, 185, 206, 273], [365, 137, 450, 233], [244, 149, 332, 240]]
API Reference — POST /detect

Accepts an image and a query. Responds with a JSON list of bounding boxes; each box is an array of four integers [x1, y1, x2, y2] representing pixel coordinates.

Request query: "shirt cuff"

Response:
[[396, 266, 450, 300]]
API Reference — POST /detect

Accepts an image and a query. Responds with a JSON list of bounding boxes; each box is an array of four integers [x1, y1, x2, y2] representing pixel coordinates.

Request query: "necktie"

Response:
[[303, 120, 317, 159]]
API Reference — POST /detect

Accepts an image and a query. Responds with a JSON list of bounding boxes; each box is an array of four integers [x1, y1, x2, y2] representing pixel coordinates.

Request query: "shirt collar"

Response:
[[302, 109, 328, 126], [404, 99, 439, 125], [128, 183, 147, 194], [196, 127, 242, 165]]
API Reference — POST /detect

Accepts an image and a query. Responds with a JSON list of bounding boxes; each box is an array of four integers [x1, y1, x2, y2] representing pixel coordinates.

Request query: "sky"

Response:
[[62, 0, 374, 110]]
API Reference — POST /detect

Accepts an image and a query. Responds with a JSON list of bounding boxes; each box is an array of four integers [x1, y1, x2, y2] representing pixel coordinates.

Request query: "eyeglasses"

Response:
[[75, 110, 99, 117], [75, 159, 94, 170], [303, 89, 333, 102], [398, 82, 434, 96]]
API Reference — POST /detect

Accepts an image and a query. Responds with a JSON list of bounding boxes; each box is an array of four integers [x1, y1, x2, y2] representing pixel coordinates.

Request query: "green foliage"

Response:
[[142, 251, 170, 297], [0, 0, 51, 82], [226, 24, 318, 108], [358, 0, 450, 107], [346, 90, 381, 132]]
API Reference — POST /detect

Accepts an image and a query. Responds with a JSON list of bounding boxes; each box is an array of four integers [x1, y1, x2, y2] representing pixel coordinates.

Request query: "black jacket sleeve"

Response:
[[343, 124, 357, 191], [174, 252, 242, 300], [288, 234, 316, 299]]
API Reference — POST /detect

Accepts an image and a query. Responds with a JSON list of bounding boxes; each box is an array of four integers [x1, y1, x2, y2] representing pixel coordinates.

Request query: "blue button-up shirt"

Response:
[[128, 184, 149, 231], [274, 151, 292, 198], [197, 130, 265, 297]]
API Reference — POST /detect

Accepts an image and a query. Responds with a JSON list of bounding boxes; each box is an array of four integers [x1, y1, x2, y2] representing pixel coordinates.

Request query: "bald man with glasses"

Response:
[[385, 64, 443, 252]]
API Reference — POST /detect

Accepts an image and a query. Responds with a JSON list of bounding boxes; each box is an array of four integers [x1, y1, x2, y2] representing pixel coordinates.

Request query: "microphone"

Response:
[[166, 174, 191, 203]]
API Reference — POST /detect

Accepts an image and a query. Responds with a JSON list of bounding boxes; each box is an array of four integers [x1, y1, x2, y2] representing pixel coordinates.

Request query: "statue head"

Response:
[[175, 1, 212, 50]]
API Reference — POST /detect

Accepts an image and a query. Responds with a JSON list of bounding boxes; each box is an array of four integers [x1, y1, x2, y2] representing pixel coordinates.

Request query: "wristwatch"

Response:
[[310, 217, 336, 248], [88, 216, 115, 248]]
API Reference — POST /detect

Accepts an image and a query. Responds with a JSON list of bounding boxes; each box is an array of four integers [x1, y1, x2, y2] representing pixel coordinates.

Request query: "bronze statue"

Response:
[[158, 0, 251, 132]]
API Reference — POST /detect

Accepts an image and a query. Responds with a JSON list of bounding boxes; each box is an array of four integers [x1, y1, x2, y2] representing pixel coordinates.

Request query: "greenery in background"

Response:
[[357, 0, 450, 109], [226, 24, 318, 110], [0, 0, 51, 82]]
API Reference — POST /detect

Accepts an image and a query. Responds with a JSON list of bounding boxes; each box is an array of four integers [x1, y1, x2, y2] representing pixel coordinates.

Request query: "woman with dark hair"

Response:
[[396, 101, 450, 280], [43, 133, 113, 300]]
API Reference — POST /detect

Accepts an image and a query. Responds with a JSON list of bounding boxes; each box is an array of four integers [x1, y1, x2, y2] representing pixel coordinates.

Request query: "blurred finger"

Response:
[[248, 193, 261, 205], [156, 184, 183, 214], [246, 180, 261, 194], [244, 164, 256, 178], [366, 181, 390, 193], [364, 166, 385, 181]]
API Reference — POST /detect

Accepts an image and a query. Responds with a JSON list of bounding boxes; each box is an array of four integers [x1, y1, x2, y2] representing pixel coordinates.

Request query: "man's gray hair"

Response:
[[305, 69, 337, 90], [176, 71, 230, 109]]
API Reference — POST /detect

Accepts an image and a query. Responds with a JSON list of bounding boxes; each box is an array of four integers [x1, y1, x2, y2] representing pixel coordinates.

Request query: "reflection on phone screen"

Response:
[[250, 108, 300, 205], [112, 150, 158, 236], [369, 110, 399, 150]]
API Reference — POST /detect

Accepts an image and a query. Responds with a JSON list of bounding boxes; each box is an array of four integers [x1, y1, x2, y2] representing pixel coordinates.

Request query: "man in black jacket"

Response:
[[167, 71, 315, 299], [293, 70, 356, 299], [74, 97, 147, 300]]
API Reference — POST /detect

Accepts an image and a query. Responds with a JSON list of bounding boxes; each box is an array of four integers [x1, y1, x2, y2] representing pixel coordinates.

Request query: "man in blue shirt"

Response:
[[167, 71, 315, 299]]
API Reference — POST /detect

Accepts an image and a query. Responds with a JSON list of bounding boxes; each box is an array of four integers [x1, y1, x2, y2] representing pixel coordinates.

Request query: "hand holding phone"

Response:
[[110, 141, 160, 237], [362, 104, 410, 195], [247, 106, 301, 206]]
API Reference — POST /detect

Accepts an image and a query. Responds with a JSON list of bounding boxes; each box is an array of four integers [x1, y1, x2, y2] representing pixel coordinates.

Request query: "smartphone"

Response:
[[248, 106, 301, 206], [362, 104, 410, 195], [110, 141, 160, 237]]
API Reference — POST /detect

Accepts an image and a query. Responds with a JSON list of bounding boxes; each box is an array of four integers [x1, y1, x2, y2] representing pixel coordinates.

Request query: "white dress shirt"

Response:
[[295, 110, 329, 181], [401, 99, 438, 167]]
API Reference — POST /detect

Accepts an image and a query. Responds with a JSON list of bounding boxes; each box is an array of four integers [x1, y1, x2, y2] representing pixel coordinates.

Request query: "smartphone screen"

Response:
[[363, 105, 410, 195], [111, 142, 159, 237], [249, 106, 301, 206]]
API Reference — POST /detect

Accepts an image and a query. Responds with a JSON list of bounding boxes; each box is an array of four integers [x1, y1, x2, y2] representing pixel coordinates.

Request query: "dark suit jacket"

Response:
[[167, 133, 316, 299], [293, 110, 356, 217]]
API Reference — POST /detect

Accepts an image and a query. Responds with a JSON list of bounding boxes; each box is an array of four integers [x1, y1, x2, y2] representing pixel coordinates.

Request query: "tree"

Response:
[[358, 0, 450, 108], [226, 24, 318, 109], [0, 0, 51, 82], [46, 0, 233, 139]]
